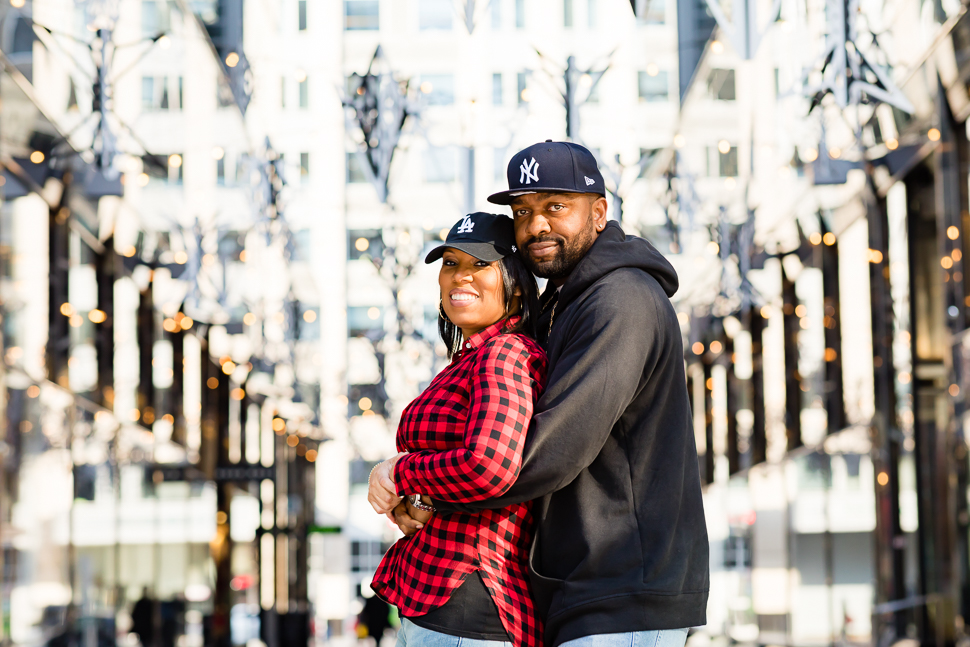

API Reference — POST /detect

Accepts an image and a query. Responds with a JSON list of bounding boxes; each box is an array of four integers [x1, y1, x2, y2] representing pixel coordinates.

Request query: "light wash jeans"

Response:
[[395, 619, 512, 647], [560, 628, 690, 647]]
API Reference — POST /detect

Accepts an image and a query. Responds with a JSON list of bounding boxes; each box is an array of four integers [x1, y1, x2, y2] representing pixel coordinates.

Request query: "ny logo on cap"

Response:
[[519, 157, 539, 185], [456, 215, 475, 234]]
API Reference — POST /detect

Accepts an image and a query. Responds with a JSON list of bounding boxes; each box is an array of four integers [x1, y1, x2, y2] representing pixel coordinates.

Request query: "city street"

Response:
[[0, 0, 967, 646]]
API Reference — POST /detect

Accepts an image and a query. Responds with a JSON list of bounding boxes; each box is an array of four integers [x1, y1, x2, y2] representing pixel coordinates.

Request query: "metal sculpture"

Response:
[[342, 47, 414, 203], [802, 0, 913, 114]]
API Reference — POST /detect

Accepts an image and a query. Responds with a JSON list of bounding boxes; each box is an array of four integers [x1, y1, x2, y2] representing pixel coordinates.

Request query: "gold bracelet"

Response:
[[368, 461, 381, 485]]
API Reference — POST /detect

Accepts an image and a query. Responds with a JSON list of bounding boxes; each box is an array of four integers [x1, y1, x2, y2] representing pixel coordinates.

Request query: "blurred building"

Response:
[[13, 1, 970, 647], [0, 1, 326, 646], [663, 0, 970, 643]]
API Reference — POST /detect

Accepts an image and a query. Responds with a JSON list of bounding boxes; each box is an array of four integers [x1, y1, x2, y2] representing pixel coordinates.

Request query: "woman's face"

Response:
[[439, 248, 508, 340]]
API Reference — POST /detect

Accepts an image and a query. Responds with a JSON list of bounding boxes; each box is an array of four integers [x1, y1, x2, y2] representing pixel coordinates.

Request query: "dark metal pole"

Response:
[[868, 175, 906, 638], [750, 307, 767, 466], [781, 266, 802, 451], [819, 230, 846, 433]]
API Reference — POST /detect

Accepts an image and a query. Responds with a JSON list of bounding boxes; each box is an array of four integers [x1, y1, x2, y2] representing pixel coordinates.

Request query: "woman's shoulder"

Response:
[[479, 330, 547, 365]]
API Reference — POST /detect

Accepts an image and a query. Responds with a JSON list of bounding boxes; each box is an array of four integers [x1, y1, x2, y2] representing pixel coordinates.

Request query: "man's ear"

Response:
[[592, 195, 609, 231]]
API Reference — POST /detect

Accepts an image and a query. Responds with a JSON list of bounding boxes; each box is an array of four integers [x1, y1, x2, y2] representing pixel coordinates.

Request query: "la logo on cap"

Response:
[[519, 157, 539, 184], [456, 215, 475, 233]]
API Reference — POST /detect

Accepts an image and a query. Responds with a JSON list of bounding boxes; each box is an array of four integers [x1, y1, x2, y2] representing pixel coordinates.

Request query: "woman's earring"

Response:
[[438, 299, 450, 322]]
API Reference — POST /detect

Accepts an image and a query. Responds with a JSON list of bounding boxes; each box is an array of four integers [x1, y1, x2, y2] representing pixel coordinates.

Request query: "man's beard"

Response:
[[520, 216, 597, 281]]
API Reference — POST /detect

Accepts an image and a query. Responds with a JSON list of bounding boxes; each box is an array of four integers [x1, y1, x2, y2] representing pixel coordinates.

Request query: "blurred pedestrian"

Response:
[[358, 595, 391, 645], [159, 595, 185, 647], [130, 588, 155, 647]]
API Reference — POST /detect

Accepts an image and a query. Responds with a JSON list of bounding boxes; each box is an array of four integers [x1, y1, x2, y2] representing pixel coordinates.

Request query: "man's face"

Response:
[[510, 192, 609, 283]]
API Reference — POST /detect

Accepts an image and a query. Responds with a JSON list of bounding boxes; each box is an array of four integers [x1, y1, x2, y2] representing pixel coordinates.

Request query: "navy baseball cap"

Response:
[[425, 212, 517, 264], [488, 140, 606, 205]]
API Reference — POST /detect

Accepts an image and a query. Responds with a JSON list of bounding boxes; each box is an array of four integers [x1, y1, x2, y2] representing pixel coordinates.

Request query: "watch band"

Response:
[[410, 494, 435, 513]]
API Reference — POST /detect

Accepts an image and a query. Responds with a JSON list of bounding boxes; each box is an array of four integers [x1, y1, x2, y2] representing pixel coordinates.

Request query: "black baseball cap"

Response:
[[488, 140, 606, 205], [425, 212, 517, 264]]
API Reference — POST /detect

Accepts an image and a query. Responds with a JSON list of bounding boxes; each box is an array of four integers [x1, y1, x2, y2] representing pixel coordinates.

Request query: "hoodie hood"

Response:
[[554, 221, 679, 311]]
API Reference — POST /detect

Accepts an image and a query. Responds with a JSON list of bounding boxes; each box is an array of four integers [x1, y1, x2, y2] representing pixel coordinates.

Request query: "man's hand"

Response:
[[388, 497, 433, 537], [367, 453, 406, 514]]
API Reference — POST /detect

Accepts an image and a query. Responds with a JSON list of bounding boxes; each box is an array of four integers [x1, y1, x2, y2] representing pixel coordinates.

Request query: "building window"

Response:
[[638, 148, 661, 177], [515, 0, 524, 28], [299, 78, 309, 108], [588, 0, 597, 27], [142, 76, 179, 110], [168, 153, 183, 184], [708, 69, 736, 101], [350, 541, 390, 572], [491, 0, 502, 28], [419, 0, 453, 29], [425, 147, 458, 183], [298, 0, 307, 30], [492, 73, 503, 105], [216, 157, 225, 185], [348, 307, 385, 337], [419, 74, 454, 106], [346, 152, 368, 184], [348, 230, 385, 260], [300, 152, 310, 183], [564, 0, 573, 27], [345, 0, 379, 30], [517, 71, 528, 104], [142, 154, 168, 183], [494, 147, 508, 181], [177, 76, 183, 109], [635, 0, 665, 24], [719, 146, 738, 177], [638, 70, 668, 102], [142, 0, 171, 36], [281, 77, 286, 108], [142, 77, 155, 110]]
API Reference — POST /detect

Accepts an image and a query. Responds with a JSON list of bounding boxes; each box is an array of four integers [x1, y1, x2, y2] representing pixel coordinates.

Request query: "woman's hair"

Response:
[[438, 253, 540, 358]]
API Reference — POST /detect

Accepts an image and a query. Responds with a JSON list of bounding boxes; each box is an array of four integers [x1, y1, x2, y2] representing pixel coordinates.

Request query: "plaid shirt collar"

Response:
[[453, 316, 521, 360]]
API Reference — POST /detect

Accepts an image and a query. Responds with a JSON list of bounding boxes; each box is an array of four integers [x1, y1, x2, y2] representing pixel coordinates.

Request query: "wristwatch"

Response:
[[410, 494, 435, 513]]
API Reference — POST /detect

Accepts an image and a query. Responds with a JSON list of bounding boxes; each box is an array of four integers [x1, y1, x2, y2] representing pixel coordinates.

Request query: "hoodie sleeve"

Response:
[[432, 271, 673, 511]]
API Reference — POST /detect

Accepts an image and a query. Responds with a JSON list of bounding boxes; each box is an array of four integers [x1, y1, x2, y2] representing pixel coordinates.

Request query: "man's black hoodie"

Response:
[[434, 222, 709, 646]]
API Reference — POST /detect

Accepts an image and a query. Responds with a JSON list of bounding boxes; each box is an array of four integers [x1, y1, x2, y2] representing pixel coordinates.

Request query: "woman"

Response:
[[367, 212, 546, 647]]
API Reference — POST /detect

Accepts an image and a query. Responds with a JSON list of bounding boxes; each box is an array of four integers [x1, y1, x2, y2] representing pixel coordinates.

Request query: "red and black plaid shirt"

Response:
[[370, 317, 547, 647]]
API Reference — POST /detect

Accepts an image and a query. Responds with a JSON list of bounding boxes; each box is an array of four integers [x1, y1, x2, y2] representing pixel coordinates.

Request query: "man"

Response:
[[374, 141, 709, 647]]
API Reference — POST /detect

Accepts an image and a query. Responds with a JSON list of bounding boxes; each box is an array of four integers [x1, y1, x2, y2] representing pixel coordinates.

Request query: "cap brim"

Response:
[[425, 242, 509, 264], [487, 187, 600, 205]]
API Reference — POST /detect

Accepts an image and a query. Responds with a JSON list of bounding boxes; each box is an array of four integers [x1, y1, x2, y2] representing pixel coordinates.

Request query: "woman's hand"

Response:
[[386, 497, 433, 536], [368, 453, 406, 514], [409, 496, 434, 525], [387, 497, 433, 537]]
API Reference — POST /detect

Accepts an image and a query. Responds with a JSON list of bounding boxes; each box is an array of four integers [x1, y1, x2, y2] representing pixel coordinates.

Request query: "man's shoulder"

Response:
[[582, 267, 669, 306]]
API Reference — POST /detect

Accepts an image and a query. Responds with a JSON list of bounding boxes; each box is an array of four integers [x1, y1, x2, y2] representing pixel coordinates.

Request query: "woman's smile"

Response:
[[449, 288, 480, 307]]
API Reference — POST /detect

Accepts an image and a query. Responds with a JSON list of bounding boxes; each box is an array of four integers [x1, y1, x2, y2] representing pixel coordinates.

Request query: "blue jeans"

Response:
[[560, 628, 690, 647], [395, 619, 512, 647]]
